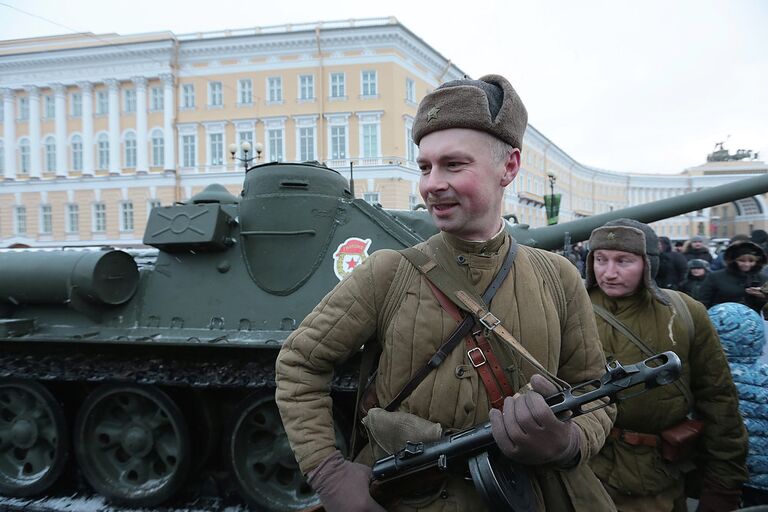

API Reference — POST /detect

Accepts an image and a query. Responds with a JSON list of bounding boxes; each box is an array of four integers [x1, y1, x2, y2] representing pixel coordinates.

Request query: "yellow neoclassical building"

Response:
[[1, 17, 766, 248]]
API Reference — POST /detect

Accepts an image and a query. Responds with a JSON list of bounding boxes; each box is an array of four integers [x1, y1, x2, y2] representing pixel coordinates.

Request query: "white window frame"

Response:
[[357, 113, 382, 159], [96, 91, 108, 115], [40, 204, 53, 234], [238, 79, 253, 105], [44, 95, 55, 119], [363, 192, 380, 205], [44, 136, 56, 173], [71, 134, 83, 171], [123, 89, 137, 113], [92, 202, 107, 233], [264, 118, 286, 162], [325, 114, 350, 161], [14, 205, 27, 235], [71, 92, 82, 117], [119, 201, 134, 232], [66, 203, 79, 233], [151, 128, 164, 167], [361, 70, 378, 97], [19, 139, 30, 174], [18, 97, 29, 120], [150, 87, 164, 111], [179, 127, 197, 169], [267, 77, 283, 104], [208, 81, 223, 108], [404, 118, 417, 162], [299, 75, 315, 101], [237, 129, 254, 162], [97, 132, 109, 170], [124, 132, 137, 168], [0, 141, 4, 174], [208, 132, 225, 166], [406, 78, 416, 103], [181, 84, 195, 109], [148, 199, 161, 214], [330, 72, 345, 99]]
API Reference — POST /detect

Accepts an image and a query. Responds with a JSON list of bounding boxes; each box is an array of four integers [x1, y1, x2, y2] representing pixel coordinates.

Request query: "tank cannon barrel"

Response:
[[0, 250, 139, 306], [512, 172, 768, 250]]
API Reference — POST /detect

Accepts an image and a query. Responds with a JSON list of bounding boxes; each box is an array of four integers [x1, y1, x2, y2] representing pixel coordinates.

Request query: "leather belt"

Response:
[[610, 427, 660, 448]]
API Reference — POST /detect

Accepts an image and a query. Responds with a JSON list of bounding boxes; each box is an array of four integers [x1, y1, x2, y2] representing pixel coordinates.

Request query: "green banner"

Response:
[[544, 194, 561, 225]]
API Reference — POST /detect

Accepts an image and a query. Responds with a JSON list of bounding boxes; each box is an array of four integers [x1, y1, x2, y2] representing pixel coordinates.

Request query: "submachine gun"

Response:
[[370, 351, 682, 511]]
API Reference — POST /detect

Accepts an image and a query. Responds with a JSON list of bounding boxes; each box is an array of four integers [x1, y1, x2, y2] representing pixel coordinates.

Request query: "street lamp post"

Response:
[[546, 172, 556, 222], [228, 141, 264, 172]]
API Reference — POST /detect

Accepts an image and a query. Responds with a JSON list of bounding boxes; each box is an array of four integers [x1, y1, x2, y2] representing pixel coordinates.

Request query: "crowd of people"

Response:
[[275, 73, 768, 512]]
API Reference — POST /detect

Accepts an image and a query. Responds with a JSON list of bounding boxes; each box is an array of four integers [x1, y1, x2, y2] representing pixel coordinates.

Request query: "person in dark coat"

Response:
[[656, 236, 688, 290], [680, 258, 710, 301], [699, 241, 768, 312], [683, 235, 714, 263], [711, 234, 750, 271], [750, 229, 768, 255]]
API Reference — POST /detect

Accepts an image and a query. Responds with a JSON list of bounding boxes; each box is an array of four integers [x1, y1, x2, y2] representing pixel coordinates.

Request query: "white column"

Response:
[[132, 76, 148, 174], [53, 83, 67, 177], [77, 81, 94, 176], [2, 88, 16, 180], [105, 78, 121, 175], [160, 73, 176, 172], [24, 85, 42, 179]]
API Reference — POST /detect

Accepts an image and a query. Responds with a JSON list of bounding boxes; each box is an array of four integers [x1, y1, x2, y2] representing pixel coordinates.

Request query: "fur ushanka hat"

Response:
[[586, 218, 670, 305], [412, 74, 528, 149]]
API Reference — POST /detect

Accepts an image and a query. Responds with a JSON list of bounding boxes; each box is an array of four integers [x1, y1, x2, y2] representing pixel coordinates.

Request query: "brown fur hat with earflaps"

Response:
[[586, 218, 671, 305], [412, 74, 527, 149]]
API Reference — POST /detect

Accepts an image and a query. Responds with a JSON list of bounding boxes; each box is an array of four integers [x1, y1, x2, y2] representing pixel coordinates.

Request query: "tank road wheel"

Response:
[[74, 384, 191, 507], [0, 379, 69, 496], [228, 392, 348, 511]]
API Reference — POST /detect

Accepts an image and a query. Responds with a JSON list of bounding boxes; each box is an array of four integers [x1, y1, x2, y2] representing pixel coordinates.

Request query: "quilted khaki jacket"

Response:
[[276, 231, 616, 511], [589, 287, 748, 495]]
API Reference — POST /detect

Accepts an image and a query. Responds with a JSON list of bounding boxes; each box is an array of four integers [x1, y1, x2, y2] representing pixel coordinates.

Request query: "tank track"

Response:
[[0, 347, 360, 392]]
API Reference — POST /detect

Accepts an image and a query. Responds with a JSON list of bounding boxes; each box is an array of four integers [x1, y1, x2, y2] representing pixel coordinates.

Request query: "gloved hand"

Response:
[[307, 450, 386, 512], [489, 374, 581, 466], [696, 482, 741, 512]]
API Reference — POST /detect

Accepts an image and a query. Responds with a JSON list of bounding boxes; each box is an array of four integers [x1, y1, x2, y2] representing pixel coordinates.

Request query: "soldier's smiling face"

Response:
[[593, 249, 645, 297], [417, 129, 519, 241]]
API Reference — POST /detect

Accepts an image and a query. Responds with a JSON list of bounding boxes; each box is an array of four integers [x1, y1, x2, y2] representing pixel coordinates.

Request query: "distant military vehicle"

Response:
[[2, 161, 768, 510]]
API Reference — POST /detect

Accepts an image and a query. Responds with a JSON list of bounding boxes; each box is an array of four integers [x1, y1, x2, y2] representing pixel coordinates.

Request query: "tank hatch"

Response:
[[242, 161, 351, 200], [191, 183, 239, 204]]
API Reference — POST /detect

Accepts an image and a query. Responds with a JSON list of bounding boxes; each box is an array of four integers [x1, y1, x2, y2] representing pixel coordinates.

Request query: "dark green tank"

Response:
[[1, 161, 767, 510]]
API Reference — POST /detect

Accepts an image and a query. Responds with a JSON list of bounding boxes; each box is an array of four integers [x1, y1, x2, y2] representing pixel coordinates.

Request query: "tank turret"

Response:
[[1, 161, 768, 511]]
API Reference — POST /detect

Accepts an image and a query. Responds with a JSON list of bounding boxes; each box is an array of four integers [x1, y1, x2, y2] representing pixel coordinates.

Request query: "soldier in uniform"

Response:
[[275, 75, 615, 511], [586, 219, 747, 512]]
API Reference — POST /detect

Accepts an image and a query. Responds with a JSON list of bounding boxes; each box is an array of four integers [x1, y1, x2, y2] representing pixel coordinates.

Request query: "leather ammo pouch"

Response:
[[660, 418, 704, 463]]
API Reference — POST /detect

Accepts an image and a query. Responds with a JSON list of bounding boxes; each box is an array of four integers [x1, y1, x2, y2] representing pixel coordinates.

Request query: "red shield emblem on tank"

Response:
[[333, 238, 372, 281]]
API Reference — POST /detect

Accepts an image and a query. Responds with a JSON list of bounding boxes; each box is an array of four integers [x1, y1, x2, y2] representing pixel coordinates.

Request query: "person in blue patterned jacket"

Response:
[[708, 302, 768, 506]]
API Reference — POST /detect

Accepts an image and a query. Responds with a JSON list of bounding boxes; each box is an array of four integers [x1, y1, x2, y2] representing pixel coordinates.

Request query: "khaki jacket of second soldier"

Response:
[[276, 230, 616, 511]]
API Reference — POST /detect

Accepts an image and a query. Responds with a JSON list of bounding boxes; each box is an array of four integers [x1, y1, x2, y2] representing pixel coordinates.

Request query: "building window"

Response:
[[14, 206, 27, 235], [267, 128, 284, 162], [362, 123, 379, 158], [299, 75, 314, 100], [182, 135, 196, 168], [120, 202, 134, 232], [40, 205, 52, 234], [405, 125, 417, 162], [330, 72, 345, 98], [124, 89, 136, 113], [361, 70, 377, 97], [406, 78, 416, 103], [97, 133, 109, 169], [208, 81, 223, 107], [0, 141, 3, 174], [268, 77, 283, 103], [124, 132, 137, 168], [66, 204, 79, 233], [96, 91, 108, 115], [209, 133, 224, 166], [363, 192, 380, 205], [330, 125, 346, 160], [150, 87, 163, 111], [238, 79, 252, 105], [409, 194, 418, 210], [151, 129, 164, 167], [93, 203, 106, 232], [71, 93, 82, 117], [238, 130, 254, 161], [18, 97, 29, 120], [71, 135, 83, 171], [44, 136, 56, 173], [19, 139, 30, 174], [299, 127, 315, 161], [148, 199, 161, 213], [182, 84, 195, 109], [44, 95, 55, 118]]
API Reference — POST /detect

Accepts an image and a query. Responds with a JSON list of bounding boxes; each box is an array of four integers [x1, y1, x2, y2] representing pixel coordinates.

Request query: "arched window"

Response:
[[71, 135, 83, 171], [97, 133, 109, 170], [19, 138, 30, 174], [44, 136, 56, 173], [151, 129, 164, 167], [124, 132, 137, 168]]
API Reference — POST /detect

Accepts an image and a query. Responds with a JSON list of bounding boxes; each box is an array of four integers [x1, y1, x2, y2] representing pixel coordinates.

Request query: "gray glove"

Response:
[[307, 450, 386, 512], [489, 374, 581, 466]]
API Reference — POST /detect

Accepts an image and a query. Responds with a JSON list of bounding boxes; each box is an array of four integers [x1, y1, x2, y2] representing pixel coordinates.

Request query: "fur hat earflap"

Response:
[[586, 224, 670, 305]]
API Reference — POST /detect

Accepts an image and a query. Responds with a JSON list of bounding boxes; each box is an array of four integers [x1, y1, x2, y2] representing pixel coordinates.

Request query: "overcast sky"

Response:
[[1, 0, 765, 175]]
